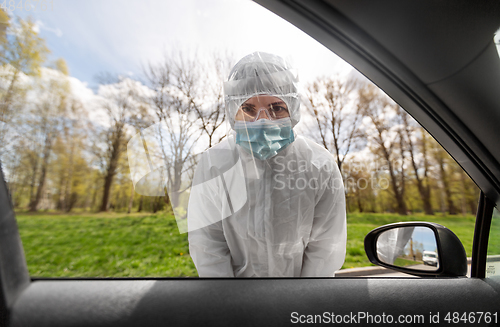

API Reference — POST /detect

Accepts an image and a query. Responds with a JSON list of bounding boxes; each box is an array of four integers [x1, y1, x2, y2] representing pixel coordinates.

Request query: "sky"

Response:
[[15, 0, 355, 90]]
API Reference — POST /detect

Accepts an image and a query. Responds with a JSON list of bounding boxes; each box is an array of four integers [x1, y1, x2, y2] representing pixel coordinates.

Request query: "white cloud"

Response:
[[68, 75, 97, 106], [35, 20, 63, 37]]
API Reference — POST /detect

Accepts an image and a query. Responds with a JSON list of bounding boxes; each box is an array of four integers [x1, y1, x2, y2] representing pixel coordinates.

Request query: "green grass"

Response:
[[15, 211, 476, 277], [393, 257, 420, 267], [16, 211, 197, 277], [488, 212, 500, 256]]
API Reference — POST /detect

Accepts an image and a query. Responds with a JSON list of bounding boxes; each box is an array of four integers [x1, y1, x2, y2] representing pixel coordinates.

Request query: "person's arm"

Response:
[[300, 170, 347, 277], [188, 221, 234, 277], [187, 157, 234, 277]]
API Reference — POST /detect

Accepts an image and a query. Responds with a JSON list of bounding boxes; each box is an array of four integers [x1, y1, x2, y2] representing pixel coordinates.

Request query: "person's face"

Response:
[[234, 95, 289, 122]]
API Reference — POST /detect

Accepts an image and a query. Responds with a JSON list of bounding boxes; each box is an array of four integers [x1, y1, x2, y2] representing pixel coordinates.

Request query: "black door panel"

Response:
[[10, 278, 500, 326]]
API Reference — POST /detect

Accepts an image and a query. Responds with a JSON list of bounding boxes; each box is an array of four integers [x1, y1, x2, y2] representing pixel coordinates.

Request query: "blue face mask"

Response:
[[234, 118, 295, 160]]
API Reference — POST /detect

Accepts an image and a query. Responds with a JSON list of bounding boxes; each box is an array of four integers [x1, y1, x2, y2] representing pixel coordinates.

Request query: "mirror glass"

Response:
[[376, 226, 439, 271]]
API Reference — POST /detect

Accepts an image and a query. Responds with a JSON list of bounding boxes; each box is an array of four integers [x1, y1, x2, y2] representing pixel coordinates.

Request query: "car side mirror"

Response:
[[364, 222, 467, 277]]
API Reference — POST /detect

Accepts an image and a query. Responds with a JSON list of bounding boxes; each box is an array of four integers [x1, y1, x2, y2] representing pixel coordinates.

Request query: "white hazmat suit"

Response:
[[187, 52, 347, 277]]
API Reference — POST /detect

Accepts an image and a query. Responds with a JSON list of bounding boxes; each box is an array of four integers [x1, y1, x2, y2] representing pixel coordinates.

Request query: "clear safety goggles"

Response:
[[236, 101, 290, 122]]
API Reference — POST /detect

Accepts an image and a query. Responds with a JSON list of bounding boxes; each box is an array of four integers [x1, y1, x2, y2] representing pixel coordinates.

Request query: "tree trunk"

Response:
[[67, 192, 77, 212], [459, 172, 467, 216], [408, 140, 433, 215], [152, 196, 160, 213], [90, 183, 98, 211], [100, 173, 114, 212], [371, 112, 407, 216], [411, 165, 433, 215], [64, 144, 75, 212], [385, 150, 407, 215], [437, 154, 456, 215], [28, 155, 39, 210], [128, 182, 134, 213], [57, 172, 65, 211], [99, 127, 123, 212], [138, 195, 143, 212], [30, 134, 53, 212], [356, 190, 364, 213], [422, 188, 433, 215]]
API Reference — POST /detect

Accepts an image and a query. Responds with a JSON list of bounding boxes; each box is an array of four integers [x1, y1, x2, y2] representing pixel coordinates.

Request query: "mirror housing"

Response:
[[364, 222, 467, 277]]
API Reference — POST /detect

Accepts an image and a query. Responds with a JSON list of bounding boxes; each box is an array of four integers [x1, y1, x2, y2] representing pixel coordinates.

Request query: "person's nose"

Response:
[[255, 108, 270, 120]]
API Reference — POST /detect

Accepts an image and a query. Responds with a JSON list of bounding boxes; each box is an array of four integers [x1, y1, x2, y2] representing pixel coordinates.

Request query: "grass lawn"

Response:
[[393, 257, 422, 267], [488, 210, 500, 256], [17, 211, 197, 277], [15, 211, 476, 277]]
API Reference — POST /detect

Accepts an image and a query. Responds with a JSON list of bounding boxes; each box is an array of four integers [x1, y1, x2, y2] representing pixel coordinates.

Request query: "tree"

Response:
[[27, 64, 72, 211], [51, 96, 90, 212], [0, 15, 50, 198], [304, 75, 363, 173], [0, 9, 8, 41], [401, 114, 434, 215], [343, 157, 379, 213], [190, 52, 230, 148], [431, 143, 457, 215], [457, 168, 479, 215], [360, 84, 407, 215], [0, 14, 49, 206], [144, 51, 228, 209], [93, 77, 152, 212], [0, 15, 49, 128]]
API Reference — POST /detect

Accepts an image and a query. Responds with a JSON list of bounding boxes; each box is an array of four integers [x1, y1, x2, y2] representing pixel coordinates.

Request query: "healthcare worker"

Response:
[[187, 52, 346, 277]]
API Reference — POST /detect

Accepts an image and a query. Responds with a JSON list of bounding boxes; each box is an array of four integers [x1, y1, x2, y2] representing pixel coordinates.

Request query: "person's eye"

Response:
[[242, 106, 255, 113], [270, 105, 287, 112]]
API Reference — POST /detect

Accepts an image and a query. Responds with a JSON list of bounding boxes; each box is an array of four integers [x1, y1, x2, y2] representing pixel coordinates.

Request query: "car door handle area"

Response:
[[8, 278, 500, 327]]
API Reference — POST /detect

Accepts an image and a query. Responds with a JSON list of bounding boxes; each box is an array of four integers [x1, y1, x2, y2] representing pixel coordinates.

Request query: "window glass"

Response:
[[486, 207, 500, 278], [0, 0, 479, 278]]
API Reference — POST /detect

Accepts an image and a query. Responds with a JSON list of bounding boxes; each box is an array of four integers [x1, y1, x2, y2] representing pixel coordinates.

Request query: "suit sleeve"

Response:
[[187, 155, 234, 277], [300, 166, 347, 277], [188, 221, 234, 277]]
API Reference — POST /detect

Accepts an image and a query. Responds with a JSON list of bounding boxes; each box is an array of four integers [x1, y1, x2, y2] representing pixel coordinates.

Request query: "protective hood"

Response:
[[224, 52, 301, 129]]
